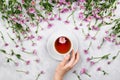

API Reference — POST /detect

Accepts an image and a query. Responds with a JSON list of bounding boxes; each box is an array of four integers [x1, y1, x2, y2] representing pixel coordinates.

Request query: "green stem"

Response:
[[116, 50, 120, 57], [100, 39, 105, 47], [87, 41, 92, 50], [95, 58, 102, 63], [95, 19, 98, 25], [35, 73, 41, 80], [66, 10, 75, 20], [5, 57, 16, 63], [88, 21, 91, 30], [82, 29, 86, 36], [85, 72, 91, 77], [36, 25, 42, 34], [23, 51, 32, 54], [91, 56, 101, 59], [73, 72, 81, 80], [16, 70, 28, 74], [58, 8, 61, 18], [0, 31, 6, 43], [72, 13, 77, 27], [102, 70, 108, 75], [7, 33, 17, 44], [94, 30, 99, 37]]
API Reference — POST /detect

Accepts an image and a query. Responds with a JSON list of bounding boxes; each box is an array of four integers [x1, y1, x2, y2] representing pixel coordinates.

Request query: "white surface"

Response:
[[0, 3, 120, 80]]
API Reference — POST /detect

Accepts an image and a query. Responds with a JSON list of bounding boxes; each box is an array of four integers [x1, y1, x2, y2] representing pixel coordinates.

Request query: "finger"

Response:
[[60, 54, 70, 66], [64, 49, 75, 68], [72, 51, 80, 66]]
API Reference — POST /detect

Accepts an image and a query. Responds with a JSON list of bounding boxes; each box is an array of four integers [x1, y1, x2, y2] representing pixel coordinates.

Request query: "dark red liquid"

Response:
[[55, 37, 71, 54]]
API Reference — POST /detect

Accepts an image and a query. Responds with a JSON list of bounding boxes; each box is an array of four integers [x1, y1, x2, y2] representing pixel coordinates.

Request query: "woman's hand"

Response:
[[54, 50, 80, 80]]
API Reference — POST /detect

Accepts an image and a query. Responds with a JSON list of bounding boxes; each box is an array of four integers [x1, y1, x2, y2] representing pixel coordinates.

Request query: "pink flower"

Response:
[[32, 43, 37, 46], [58, 17, 62, 21], [40, 70, 45, 74], [37, 36, 42, 41], [107, 61, 111, 65], [25, 71, 29, 74], [61, 8, 69, 13], [84, 16, 93, 22], [86, 57, 91, 62], [85, 33, 91, 40], [31, 0, 36, 6], [30, 23, 36, 27], [59, 37, 66, 44], [19, 14, 23, 17], [91, 36, 96, 40], [27, 35, 35, 40], [79, 12, 84, 20], [15, 45, 19, 48], [47, 23, 53, 29], [59, 0, 66, 3], [97, 67, 101, 71], [74, 27, 79, 30], [28, 7, 35, 14], [54, 14, 57, 18], [112, 39, 116, 42], [117, 2, 120, 4], [90, 61, 95, 66], [78, 0, 86, 2], [97, 46, 101, 49], [49, 17, 54, 21], [14, 62, 19, 66], [20, 19, 25, 24], [33, 49, 37, 55], [80, 5, 85, 9], [64, 20, 70, 24], [92, 26, 100, 31], [105, 31, 109, 34], [104, 37, 111, 42], [80, 23, 82, 26], [22, 47, 26, 52], [17, 6, 22, 11], [72, 6, 77, 10], [84, 50, 88, 54], [80, 68, 87, 74], [73, 70, 76, 73], [4, 43, 9, 46], [94, 14, 101, 19], [26, 60, 30, 65], [110, 34, 116, 38], [35, 59, 40, 63], [22, 0, 25, 4]]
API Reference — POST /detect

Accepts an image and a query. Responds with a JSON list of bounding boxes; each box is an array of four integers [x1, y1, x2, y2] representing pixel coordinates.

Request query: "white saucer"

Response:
[[47, 29, 78, 61]]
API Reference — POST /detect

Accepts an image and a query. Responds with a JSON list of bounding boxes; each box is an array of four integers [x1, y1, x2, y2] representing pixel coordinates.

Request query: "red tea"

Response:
[[55, 36, 71, 54]]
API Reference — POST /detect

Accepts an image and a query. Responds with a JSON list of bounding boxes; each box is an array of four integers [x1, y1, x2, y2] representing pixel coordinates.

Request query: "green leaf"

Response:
[[11, 50, 15, 56], [2, 15, 8, 20], [40, 1, 53, 12], [7, 59, 10, 62], [0, 49, 6, 54], [16, 54, 21, 59], [112, 56, 116, 60], [14, 9, 21, 14], [14, 23, 24, 32], [101, 53, 111, 59]]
